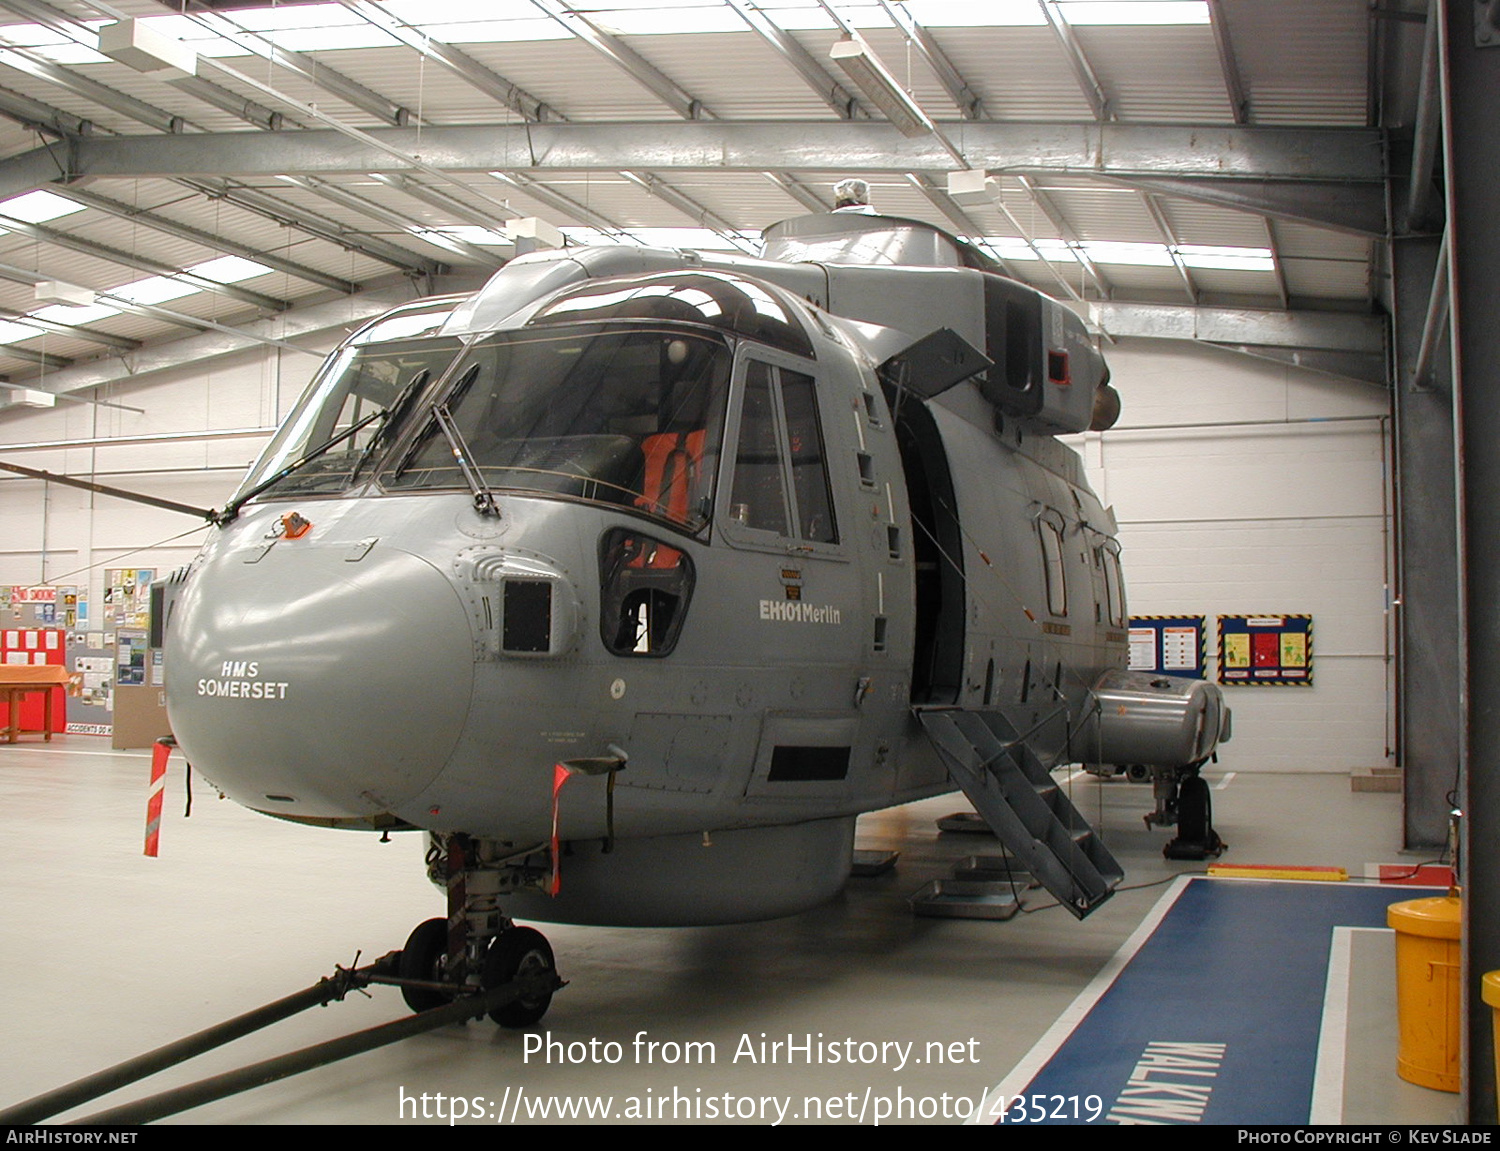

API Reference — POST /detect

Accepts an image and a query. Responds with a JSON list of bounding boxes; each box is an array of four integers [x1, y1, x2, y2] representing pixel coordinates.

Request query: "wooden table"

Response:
[[0, 664, 70, 743]]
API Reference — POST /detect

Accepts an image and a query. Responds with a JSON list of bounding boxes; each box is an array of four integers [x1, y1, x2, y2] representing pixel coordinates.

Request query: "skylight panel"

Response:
[[221, 3, 360, 32], [1177, 245, 1274, 271], [630, 227, 754, 250], [0, 23, 69, 47], [110, 277, 199, 305], [0, 190, 85, 224], [258, 25, 399, 51], [32, 303, 120, 325], [136, 15, 253, 56], [0, 320, 42, 344], [762, 3, 887, 30], [559, 227, 624, 247], [32, 42, 108, 64], [429, 226, 510, 245], [1057, 1, 1210, 26], [382, 0, 539, 20], [187, 256, 272, 284], [587, 7, 746, 35], [1082, 241, 1174, 266], [903, 1, 1045, 26], [433, 19, 571, 42]]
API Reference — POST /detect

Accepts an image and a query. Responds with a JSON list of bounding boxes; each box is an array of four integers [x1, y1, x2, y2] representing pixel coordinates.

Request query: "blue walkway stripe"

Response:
[[988, 877, 1442, 1125]]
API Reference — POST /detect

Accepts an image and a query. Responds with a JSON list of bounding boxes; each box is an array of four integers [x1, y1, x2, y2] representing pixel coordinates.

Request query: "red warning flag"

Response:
[[549, 763, 572, 896], [144, 739, 171, 857]]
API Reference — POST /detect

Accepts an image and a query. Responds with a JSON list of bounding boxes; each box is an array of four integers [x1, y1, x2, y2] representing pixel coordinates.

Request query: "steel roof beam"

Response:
[[0, 305, 138, 351], [903, 172, 1027, 280], [1205, 0, 1249, 123], [762, 171, 829, 215], [724, 0, 866, 120], [528, 0, 710, 121], [0, 342, 68, 368], [619, 170, 747, 247], [275, 175, 505, 267], [14, 286, 426, 398], [1102, 174, 1388, 237], [1138, 191, 1198, 303], [335, 0, 561, 123], [164, 4, 412, 127], [0, 0, 287, 131], [48, 184, 359, 295], [1087, 300, 1386, 354], [0, 82, 91, 139], [0, 208, 290, 312], [488, 172, 635, 239], [877, 0, 983, 119], [180, 178, 446, 278], [0, 45, 184, 134], [366, 172, 516, 237], [29, 121, 1384, 182], [1037, 0, 1111, 120], [1015, 174, 1111, 297]]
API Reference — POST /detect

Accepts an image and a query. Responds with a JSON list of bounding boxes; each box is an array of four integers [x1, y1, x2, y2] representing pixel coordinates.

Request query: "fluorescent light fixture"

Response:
[[186, 255, 272, 284], [110, 276, 199, 305], [830, 36, 934, 138], [33, 302, 120, 324], [34, 281, 94, 307], [98, 18, 197, 78], [1, 191, 86, 224], [12, 388, 55, 408], [1057, 1, 1210, 26]]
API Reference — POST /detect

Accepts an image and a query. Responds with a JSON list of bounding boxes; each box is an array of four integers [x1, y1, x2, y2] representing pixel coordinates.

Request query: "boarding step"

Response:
[[915, 706, 1123, 919]]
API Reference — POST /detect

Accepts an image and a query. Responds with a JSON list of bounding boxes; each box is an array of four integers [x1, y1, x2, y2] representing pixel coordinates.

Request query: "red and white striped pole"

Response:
[[144, 737, 173, 857]]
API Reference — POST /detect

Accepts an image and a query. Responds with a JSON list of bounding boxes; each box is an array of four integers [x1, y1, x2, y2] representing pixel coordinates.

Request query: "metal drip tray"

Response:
[[909, 879, 1021, 920]]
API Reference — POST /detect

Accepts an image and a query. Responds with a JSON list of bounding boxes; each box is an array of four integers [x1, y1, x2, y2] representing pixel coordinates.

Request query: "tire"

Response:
[[398, 917, 451, 1014], [482, 926, 555, 1028]]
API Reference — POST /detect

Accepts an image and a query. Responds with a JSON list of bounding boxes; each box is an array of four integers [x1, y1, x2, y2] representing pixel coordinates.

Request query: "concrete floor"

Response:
[[0, 740, 1462, 1125]]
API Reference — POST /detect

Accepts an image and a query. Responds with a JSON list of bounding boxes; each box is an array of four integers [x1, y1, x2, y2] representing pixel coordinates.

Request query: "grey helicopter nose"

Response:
[[166, 540, 475, 821]]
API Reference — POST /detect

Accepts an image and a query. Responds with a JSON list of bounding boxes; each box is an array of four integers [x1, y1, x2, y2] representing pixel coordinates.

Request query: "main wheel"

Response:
[[482, 926, 555, 1028], [398, 917, 451, 1013]]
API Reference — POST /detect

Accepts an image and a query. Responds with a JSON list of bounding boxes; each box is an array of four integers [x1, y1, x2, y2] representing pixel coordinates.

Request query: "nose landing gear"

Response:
[[394, 833, 560, 1026]]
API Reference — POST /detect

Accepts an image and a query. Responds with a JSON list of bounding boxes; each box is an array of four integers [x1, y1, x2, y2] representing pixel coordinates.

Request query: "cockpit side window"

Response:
[[725, 358, 838, 546]]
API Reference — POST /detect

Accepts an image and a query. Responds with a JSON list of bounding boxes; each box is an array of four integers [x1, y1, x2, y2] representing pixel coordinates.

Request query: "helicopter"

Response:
[[2, 203, 1230, 1029]]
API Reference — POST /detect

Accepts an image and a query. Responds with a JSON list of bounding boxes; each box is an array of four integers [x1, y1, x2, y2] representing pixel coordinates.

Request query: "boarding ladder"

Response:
[[915, 707, 1123, 919]]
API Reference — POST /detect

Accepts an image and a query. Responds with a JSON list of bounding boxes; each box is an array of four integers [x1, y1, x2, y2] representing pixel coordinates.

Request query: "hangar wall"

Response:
[[1074, 339, 1392, 774], [0, 334, 1392, 775]]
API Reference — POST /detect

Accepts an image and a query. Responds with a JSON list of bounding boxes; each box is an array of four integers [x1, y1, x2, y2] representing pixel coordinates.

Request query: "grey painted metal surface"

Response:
[[1442, 0, 1500, 1121], [159, 211, 1228, 945], [19, 122, 1386, 183], [1390, 234, 1458, 852]]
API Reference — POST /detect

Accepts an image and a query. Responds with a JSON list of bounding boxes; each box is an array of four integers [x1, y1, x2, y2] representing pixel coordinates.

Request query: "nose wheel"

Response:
[[482, 926, 556, 1027], [395, 918, 558, 1026]]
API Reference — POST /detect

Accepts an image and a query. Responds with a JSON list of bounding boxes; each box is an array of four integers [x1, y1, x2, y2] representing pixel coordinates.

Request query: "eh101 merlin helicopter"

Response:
[[1, 197, 1229, 1029]]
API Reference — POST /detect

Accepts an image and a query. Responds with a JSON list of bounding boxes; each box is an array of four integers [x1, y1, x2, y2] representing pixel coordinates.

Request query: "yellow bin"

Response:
[[1388, 895, 1462, 1092], [1481, 971, 1500, 1103]]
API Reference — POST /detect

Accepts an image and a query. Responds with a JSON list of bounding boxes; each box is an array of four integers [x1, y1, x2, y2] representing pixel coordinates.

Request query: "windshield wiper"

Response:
[[217, 408, 387, 525], [348, 370, 430, 486], [430, 400, 498, 517]]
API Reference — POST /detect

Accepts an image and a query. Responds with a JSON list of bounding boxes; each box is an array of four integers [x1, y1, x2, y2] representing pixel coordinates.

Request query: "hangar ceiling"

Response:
[[0, 0, 1432, 407]]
